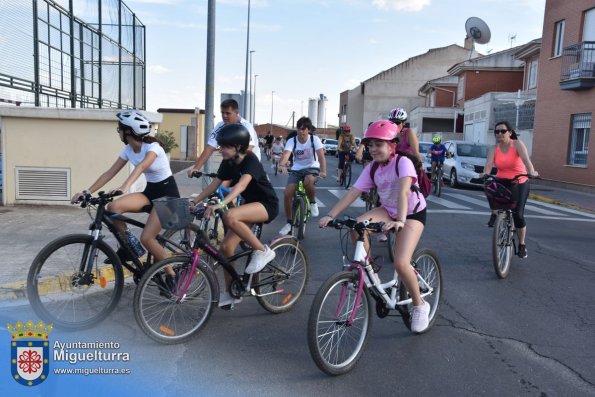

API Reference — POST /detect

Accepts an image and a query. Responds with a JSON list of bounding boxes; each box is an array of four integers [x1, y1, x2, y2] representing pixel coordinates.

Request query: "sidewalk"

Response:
[[0, 165, 593, 302]]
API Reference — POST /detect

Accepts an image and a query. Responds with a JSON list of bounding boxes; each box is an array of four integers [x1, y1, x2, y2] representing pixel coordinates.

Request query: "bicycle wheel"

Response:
[[433, 170, 441, 197], [162, 223, 202, 253], [133, 255, 216, 344], [492, 212, 513, 279], [307, 271, 372, 376], [387, 231, 396, 263], [398, 248, 442, 333], [291, 197, 306, 240], [274, 159, 279, 176], [344, 163, 352, 189], [254, 237, 309, 313], [27, 234, 124, 330]]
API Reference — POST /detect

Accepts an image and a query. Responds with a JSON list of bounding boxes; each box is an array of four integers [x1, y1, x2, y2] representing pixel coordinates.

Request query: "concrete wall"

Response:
[[0, 107, 161, 206]]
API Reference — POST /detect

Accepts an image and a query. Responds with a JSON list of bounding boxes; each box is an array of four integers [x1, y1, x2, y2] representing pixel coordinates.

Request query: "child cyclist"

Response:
[[429, 135, 447, 181], [319, 120, 431, 333], [190, 124, 279, 307], [271, 136, 284, 168]]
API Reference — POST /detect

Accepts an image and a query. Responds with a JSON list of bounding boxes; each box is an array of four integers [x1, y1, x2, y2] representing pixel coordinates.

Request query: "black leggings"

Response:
[[511, 181, 530, 228]]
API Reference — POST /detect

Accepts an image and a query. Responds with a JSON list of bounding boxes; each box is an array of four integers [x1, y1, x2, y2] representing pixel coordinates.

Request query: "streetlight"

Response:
[[252, 74, 259, 123], [243, 0, 251, 117], [249, 50, 255, 122], [270, 90, 275, 134]]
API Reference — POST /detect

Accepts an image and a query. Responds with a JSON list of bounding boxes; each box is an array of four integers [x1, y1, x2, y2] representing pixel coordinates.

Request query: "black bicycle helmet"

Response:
[[216, 123, 250, 153]]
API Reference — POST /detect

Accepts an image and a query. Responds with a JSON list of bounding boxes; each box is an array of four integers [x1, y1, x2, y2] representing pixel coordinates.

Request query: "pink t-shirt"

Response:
[[354, 155, 426, 219]]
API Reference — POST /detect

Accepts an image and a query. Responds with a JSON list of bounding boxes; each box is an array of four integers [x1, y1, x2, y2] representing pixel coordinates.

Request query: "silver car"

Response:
[[323, 139, 338, 156], [443, 140, 491, 187]]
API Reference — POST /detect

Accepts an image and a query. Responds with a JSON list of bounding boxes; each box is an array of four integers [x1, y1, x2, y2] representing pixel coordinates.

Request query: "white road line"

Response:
[[426, 195, 470, 209], [426, 209, 595, 222], [328, 189, 365, 207], [526, 199, 595, 219], [443, 193, 490, 207]]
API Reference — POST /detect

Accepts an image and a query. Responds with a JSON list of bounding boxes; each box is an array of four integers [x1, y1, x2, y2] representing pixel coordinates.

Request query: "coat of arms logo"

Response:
[[8, 320, 53, 386]]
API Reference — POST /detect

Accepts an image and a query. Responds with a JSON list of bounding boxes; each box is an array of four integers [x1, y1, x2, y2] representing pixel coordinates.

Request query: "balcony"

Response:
[[560, 41, 595, 90]]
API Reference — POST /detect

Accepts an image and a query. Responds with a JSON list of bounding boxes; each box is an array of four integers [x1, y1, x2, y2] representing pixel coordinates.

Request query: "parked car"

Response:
[[323, 138, 338, 155], [418, 141, 433, 175], [442, 140, 491, 187]]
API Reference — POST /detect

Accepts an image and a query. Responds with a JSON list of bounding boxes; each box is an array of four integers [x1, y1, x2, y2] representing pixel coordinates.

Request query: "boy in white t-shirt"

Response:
[[277, 117, 326, 235]]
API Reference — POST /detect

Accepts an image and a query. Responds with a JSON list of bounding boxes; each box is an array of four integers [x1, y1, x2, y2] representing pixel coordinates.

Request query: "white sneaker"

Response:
[[310, 202, 319, 217], [218, 291, 242, 308], [410, 301, 431, 333], [245, 245, 276, 274], [278, 223, 292, 236]]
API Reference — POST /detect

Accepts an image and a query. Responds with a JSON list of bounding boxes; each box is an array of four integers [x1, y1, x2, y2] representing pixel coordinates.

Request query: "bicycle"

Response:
[[272, 152, 282, 176], [433, 163, 444, 197], [483, 173, 532, 279], [307, 217, 442, 376], [288, 170, 318, 240], [338, 152, 353, 189], [27, 191, 201, 330], [133, 201, 310, 344], [191, 171, 262, 248]]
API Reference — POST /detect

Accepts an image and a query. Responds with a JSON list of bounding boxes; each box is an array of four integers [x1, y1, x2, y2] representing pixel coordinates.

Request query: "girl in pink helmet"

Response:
[[319, 120, 431, 333]]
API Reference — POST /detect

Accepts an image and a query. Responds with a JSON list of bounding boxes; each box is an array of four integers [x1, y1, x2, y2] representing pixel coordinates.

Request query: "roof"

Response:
[[419, 75, 459, 94], [447, 45, 526, 75], [156, 108, 205, 114], [512, 38, 541, 60]]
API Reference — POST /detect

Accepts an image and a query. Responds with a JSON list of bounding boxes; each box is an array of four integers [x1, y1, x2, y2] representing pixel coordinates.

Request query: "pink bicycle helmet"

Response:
[[361, 120, 398, 144]]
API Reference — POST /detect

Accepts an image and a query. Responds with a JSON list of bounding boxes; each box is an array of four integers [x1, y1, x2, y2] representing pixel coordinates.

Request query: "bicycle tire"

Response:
[[133, 255, 216, 344], [162, 223, 202, 253], [434, 169, 442, 197], [398, 248, 442, 333], [254, 237, 309, 313], [344, 163, 352, 189], [492, 212, 513, 279], [27, 234, 124, 330], [307, 271, 372, 376], [274, 160, 279, 176], [291, 197, 306, 240], [387, 231, 396, 263]]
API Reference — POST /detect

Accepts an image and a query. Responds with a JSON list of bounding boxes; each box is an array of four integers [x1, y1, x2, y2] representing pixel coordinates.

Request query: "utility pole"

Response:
[[204, 0, 215, 172]]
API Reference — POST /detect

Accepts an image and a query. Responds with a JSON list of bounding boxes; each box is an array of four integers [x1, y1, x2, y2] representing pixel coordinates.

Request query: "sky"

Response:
[[130, 0, 546, 128]]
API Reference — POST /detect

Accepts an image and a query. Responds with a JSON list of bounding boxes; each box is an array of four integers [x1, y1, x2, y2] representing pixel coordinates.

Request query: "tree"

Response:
[[155, 130, 178, 154]]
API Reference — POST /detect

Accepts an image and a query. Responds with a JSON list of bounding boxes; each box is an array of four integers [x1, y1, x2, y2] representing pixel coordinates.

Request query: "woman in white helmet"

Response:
[[388, 107, 422, 162], [71, 110, 180, 266]]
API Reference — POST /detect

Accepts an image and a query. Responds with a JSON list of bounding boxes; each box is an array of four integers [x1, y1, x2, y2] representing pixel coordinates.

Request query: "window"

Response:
[[527, 60, 538, 89], [568, 113, 591, 166], [553, 20, 565, 57]]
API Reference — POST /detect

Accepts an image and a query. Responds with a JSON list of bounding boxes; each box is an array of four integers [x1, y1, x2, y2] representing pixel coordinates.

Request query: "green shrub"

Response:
[[155, 130, 178, 153]]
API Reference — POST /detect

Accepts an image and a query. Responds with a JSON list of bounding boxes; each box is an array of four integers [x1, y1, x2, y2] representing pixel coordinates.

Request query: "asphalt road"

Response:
[[2, 155, 594, 397]]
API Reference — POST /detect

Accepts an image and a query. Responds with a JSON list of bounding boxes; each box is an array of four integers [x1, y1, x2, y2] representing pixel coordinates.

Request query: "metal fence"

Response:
[[0, 0, 145, 109]]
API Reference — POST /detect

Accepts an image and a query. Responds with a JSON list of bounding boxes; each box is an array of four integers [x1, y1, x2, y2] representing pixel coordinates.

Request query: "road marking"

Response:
[[443, 193, 490, 207], [328, 189, 365, 207], [426, 195, 470, 209], [526, 199, 595, 219]]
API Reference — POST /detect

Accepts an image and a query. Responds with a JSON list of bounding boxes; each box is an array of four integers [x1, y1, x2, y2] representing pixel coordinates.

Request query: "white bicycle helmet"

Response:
[[117, 110, 152, 136], [387, 107, 408, 122]]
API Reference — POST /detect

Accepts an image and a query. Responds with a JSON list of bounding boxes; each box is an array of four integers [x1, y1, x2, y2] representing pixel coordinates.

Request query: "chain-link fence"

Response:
[[0, 0, 145, 109]]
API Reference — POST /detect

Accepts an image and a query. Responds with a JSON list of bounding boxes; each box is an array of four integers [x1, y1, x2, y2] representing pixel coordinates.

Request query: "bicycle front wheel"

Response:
[[255, 237, 309, 313], [162, 223, 202, 253], [344, 164, 352, 188], [292, 197, 306, 240], [434, 170, 442, 197], [133, 255, 216, 344], [492, 212, 513, 279], [27, 234, 124, 330], [399, 248, 442, 333], [307, 271, 372, 376]]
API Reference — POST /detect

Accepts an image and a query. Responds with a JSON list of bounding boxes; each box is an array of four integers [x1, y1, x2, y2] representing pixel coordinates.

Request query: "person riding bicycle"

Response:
[[355, 122, 374, 166], [337, 124, 356, 182], [482, 120, 538, 259], [264, 131, 275, 158], [271, 136, 284, 167], [71, 110, 180, 266], [429, 136, 447, 181], [319, 120, 431, 333], [189, 123, 279, 306], [277, 117, 326, 236], [187, 99, 261, 178], [388, 107, 422, 162]]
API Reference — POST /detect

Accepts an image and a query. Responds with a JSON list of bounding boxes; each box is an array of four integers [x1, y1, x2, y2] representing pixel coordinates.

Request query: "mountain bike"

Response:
[[133, 201, 310, 344], [433, 163, 444, 197], [307, 217, 442, 376], [483, 174, 532, 279], [288, 170, 318, 240], [27, 191, 200, 330], [338, 152, 353, 189]]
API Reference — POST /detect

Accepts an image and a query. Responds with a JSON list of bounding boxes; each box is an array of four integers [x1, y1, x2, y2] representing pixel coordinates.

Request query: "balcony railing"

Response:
[[560, 41, 595, 90]]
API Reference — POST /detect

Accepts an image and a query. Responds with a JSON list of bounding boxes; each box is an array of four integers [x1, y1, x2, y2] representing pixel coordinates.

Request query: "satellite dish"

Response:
[[465, 17, 491, 45]]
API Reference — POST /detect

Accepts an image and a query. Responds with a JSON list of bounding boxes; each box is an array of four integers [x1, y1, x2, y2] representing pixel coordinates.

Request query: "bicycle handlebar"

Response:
[[482, 173, 538, 185], [328, 217, 385, 233], [77, 190, 123, 208], [191, 171, 218, 179]]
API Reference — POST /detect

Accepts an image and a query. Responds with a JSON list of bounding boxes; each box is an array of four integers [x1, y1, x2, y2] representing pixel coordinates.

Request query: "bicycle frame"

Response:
[[335, 220, 434, 325]]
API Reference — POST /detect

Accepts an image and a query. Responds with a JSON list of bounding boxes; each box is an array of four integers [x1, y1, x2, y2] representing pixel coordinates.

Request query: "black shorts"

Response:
[[406, 208, 427, 226], [142, 175, 180, 212]]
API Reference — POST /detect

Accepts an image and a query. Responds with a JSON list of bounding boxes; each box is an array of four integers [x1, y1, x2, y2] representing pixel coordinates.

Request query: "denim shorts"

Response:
[[287, 168, 320, 185]]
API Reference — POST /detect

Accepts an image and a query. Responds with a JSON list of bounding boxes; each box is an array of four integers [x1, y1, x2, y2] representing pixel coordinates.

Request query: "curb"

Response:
[[529, 193, 595, 214]]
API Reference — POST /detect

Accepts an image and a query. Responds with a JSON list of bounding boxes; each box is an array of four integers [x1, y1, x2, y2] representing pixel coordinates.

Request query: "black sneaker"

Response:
[[518, 244, 527, 259], [487, 214, 497, 227], [104, 247, 134, 264]]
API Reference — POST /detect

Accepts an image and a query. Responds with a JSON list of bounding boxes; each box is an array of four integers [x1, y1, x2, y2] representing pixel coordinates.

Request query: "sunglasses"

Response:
[[494, 129, 508, 134], [298, 127, 309, 131]]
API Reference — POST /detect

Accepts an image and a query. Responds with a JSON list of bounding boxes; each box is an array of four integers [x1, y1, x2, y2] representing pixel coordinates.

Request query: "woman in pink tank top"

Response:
[[388, 107, 422, 162], [483, 121, 539, 259]]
